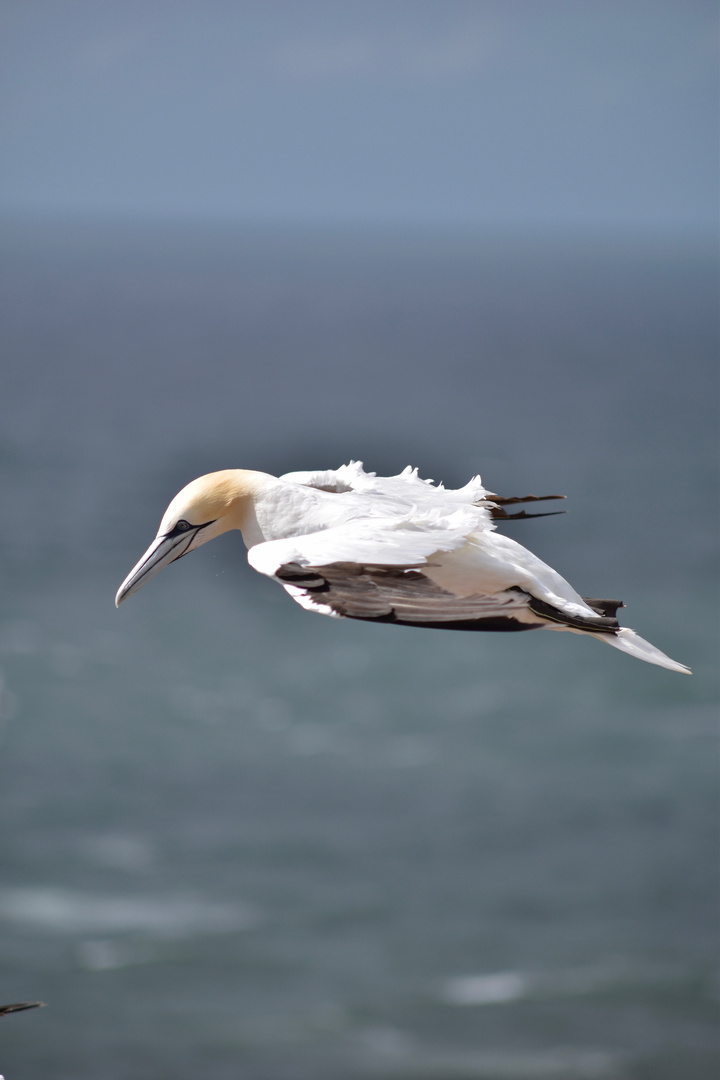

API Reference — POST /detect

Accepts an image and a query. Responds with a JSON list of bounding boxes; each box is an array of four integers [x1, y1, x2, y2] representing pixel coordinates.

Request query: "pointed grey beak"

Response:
[[115, 528, 200, 607]]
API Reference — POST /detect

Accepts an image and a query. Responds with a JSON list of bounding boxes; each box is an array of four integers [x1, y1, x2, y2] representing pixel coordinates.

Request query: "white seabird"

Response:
[[115, 462, 690, 674]]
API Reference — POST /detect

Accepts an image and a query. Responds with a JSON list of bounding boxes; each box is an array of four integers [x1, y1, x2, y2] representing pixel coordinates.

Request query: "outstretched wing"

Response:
[[247, 492, 690, 672], [272, 561, 543, 631], [265, 464, 690, 673], [246, 512, 607, 632]]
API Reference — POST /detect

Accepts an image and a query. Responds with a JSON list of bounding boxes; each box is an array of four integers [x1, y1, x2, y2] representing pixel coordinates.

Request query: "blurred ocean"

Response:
[[0, 218, 717, 1079]]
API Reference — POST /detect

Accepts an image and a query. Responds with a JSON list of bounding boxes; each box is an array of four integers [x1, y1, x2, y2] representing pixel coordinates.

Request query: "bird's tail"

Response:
[[590, 627, 691, 674]]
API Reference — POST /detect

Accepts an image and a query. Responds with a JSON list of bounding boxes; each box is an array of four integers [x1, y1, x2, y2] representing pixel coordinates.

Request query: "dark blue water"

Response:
[[0, 219, 717, 1078]]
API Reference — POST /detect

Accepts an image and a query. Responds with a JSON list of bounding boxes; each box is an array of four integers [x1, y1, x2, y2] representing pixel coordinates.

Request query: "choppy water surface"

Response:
[[0, 220, 717, 1079]]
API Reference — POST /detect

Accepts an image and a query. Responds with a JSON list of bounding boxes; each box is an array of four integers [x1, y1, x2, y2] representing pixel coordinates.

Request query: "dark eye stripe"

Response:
[[164, 518, 217, 539], [165, 520, 192, 538]]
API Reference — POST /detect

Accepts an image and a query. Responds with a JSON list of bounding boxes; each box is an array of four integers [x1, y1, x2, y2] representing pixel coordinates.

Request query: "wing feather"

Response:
[[274, 562, 541, 629], [279, 462, 490, 507], [247, 508, 483, 579], [251, 465, 617, 630]]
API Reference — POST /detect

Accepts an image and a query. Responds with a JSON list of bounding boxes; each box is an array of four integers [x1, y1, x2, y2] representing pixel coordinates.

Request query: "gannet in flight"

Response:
[[115, 463, 689, 673]]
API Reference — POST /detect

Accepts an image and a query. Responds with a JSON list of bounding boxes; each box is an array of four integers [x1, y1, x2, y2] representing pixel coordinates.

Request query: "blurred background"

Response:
[[0, 2, 718, 1078]]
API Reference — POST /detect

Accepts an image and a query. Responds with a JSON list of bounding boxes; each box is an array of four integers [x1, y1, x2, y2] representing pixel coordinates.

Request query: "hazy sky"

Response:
[[0, 0, 716, 226]]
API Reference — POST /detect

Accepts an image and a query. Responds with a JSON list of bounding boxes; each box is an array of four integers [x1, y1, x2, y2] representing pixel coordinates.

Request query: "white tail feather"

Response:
[[590, 627, 691, 674]]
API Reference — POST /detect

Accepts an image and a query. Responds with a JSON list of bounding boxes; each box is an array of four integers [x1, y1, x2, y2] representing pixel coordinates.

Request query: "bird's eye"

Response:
[[176, 520, 191, 531]]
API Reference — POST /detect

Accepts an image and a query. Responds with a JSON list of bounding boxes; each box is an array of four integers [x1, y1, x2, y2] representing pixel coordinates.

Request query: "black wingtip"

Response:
[[0, 1001, 46, 1016], [490, 508, 568, 521], [582, 597, 625, 620], [488, 493, 567, 521], [490, 493, 567, 506]]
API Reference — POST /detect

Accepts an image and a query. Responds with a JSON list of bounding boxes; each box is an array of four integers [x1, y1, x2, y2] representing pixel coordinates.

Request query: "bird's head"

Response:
[[115, 470, 263, 606]]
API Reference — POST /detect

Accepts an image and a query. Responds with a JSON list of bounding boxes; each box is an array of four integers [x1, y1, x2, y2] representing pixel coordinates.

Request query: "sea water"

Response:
[[0, 219, 717, 1078]]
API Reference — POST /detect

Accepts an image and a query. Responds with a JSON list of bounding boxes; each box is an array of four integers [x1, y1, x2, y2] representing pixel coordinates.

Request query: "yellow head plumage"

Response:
[[115, 469, 270, 606]]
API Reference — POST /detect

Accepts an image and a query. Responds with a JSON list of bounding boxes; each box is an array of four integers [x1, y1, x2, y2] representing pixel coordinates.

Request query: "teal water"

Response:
[[0, 221, 717, 1078]]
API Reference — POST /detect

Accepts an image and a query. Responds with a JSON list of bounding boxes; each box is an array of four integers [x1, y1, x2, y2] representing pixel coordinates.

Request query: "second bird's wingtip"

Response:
[[0, 1000, 46, 1016]]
